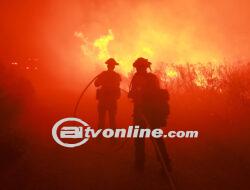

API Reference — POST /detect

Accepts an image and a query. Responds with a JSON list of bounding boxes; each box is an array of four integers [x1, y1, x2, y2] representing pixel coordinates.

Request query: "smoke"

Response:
[[1, 0, 250, 88]]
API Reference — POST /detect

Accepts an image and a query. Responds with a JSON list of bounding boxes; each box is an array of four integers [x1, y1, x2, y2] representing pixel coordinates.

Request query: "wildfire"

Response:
[[93, 29, 114, 61], [166, 69, 179, 78], [74, 28, 223, 88]]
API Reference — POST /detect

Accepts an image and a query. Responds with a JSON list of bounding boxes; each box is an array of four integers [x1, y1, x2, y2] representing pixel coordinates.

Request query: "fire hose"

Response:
[[73, 74, 100, 116], [73, 75, 177, 190], [73, 74, 130, 153], [141, 114, 177, 190]]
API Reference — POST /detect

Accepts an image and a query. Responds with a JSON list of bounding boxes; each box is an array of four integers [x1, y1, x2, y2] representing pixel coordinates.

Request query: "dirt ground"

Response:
[[1, 88, 249, 190]]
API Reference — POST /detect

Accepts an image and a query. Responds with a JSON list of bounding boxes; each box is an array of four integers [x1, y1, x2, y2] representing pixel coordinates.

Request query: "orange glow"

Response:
[[74, 4, 225, 81], [93, 29, 114, 61], [75, 28, 222, 76], [75, 26, 223, 87], [166, 69, 179, 78], [1, 2, 249, 189]]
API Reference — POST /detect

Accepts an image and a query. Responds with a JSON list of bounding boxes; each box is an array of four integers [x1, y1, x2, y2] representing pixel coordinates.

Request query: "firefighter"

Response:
[[94, 58, 121, 130], [128, 57, 171, 172]]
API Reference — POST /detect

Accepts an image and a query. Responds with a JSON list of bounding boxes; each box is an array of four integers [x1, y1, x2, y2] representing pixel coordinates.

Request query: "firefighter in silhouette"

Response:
[[94, 58, 121, 130], [128, 57, 171, 172]]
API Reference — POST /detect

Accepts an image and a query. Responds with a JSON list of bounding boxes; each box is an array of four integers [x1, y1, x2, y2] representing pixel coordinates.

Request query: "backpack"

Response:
[[142, 88, 170, 127]]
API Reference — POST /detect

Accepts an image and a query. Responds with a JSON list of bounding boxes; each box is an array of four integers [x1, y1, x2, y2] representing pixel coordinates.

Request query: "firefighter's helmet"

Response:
[[105, 58, 119, 66], [133, 57, 151, 68]]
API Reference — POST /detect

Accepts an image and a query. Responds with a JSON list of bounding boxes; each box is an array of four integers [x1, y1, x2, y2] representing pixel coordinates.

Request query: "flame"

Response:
[[194, 73, 208, 87], [75, 27, 223, 87], [93, 29, 114, 61], [166, 69, 178, 78]]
